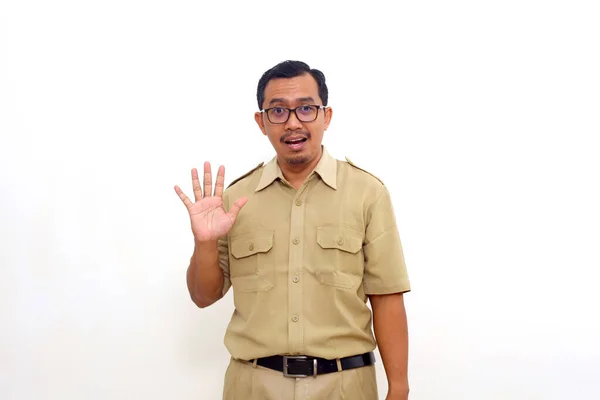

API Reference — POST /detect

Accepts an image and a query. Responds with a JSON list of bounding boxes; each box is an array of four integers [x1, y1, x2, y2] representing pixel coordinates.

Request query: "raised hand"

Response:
[[174, 162, 248, 242]]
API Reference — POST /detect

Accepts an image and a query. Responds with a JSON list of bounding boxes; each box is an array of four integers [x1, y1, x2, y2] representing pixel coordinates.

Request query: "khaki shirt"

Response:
[[218, 147, 410, 361]]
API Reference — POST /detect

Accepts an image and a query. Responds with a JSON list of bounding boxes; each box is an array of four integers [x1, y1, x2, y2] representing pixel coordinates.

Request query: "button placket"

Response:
[[288, 189, 307, 354]]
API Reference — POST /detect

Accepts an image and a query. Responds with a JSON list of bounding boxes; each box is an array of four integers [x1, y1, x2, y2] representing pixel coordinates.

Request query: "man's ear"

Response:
[[323, 107, 333, 130], [255, 112, 267, 136]]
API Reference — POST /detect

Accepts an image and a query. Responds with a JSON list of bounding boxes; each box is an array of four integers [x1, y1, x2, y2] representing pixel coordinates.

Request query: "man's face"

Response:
[[255, 73, 332, 167]]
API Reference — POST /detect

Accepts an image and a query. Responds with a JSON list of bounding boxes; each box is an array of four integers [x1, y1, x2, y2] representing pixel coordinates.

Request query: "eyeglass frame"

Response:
[[260, 105, 327, 124]]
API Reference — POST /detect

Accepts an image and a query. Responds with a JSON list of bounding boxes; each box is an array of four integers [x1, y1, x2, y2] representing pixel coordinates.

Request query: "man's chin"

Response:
[[284, 154, 310, 166]]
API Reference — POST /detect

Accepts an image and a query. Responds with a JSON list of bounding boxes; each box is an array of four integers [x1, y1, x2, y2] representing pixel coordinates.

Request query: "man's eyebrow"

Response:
[[268, 98, 285, 106], [295, 97, 315, 104], [268, 97, 316, 106]]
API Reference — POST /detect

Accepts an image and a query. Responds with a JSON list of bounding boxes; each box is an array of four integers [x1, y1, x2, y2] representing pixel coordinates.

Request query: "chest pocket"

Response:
[[229, 231, 274, 292], [315, 226, 364, 289]]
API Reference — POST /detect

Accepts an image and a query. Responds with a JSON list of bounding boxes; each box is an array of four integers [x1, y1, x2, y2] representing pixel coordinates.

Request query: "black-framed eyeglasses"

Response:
[[261, 105, 326, 124]]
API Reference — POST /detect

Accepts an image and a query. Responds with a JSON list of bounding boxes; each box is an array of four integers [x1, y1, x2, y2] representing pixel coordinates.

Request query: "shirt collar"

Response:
[[255, 146, 338, 192]]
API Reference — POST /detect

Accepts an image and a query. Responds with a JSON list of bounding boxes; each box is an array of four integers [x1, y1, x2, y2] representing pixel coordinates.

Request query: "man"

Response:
[[174, 60, 411, 399]]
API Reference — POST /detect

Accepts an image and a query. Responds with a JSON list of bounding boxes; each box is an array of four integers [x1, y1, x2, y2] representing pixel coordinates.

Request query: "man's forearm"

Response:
[[186, 239, 224, 308], [370, 293, 409, 398]]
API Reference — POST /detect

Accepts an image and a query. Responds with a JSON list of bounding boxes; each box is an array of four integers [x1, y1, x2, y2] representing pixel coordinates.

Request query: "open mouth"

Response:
[[284, 137, 308, 151], [284, 137, 308, 145]]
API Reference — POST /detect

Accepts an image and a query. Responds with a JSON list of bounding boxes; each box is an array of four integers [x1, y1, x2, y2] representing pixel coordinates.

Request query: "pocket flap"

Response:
[[317, 226, 363, 253], [230, 232, 274, 259], [231, 274, 274, 292]]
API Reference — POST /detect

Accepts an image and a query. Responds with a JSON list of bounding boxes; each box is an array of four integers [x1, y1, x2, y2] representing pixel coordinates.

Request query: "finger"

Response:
[[174, 185, 193, 209], [191, 168, 202, 202], [227, 197, 248, 221], [203, 161, 212, 197], [214, 165, 226, 197]]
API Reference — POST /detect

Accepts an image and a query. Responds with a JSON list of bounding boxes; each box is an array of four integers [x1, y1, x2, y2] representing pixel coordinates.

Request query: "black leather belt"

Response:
[[251, 351, 375, 378]]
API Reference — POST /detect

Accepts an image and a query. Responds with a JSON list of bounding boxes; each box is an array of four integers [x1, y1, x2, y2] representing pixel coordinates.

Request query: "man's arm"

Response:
[[370, 292, 409, 399], [186, 239, 224, 308], [175, 164, 242, 309]]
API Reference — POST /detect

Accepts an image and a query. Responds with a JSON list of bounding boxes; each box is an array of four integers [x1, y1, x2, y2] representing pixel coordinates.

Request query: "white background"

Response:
[[1, 0, 599, 399]]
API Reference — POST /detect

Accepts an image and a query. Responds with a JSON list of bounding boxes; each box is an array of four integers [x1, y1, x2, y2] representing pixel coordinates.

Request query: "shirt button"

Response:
[[292, 315, 299, 322], [292, 237, 300, 245], [292, 276, 299, 283], [248, 243, 255, 251], [337, 238, 344, 245], [295, 199, 302, 206]]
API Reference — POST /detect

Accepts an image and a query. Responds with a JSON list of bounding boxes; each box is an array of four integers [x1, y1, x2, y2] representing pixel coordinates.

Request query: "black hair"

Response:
[[256, 60, 328, 110]]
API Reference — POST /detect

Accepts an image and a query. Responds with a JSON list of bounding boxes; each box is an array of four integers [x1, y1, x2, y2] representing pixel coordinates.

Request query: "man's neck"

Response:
[[278, 148, 323, 190]]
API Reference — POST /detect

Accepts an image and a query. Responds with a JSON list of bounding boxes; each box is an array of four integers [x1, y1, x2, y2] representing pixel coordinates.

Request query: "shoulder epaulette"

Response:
[[227, 162, 264, 188], [345, 157, 384, 185]]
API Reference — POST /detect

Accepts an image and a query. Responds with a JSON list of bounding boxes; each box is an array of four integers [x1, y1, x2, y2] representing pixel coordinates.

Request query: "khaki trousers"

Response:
[[222, 357, 379, 400]]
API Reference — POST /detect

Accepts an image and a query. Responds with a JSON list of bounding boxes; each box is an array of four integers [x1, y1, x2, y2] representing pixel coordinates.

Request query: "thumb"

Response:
[[227, 197, 248, 221]]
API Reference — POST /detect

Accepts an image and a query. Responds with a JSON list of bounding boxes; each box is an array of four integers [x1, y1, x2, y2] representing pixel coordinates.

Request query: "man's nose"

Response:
[[284, 111, 303, 130]]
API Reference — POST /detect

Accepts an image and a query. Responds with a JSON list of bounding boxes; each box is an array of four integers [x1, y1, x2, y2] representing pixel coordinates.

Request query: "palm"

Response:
[[188, 196, 234, 241], [174, 162, 248, 242]]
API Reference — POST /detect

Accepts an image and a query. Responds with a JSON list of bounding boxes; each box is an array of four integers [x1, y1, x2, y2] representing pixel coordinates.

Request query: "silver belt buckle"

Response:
[[282, 355, 318, 378]]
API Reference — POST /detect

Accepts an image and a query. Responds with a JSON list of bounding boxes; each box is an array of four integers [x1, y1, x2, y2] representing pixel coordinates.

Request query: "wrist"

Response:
[[388, 381, 409, 396], [194, 238, 219, 248]]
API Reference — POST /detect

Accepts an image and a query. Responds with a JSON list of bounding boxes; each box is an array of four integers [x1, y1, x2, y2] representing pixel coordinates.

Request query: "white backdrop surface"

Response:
[[1, 1, 599, 399]]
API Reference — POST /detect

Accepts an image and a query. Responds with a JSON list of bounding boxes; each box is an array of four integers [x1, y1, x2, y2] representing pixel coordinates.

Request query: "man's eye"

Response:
[[273, 107, 286, 114], [297, 106, 314, 115]]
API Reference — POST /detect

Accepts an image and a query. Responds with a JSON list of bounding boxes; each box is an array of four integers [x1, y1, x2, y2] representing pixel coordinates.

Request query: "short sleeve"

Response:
[[362, 186, 411, 295], [218, 191, 232, 297], [218, 236, 231, 297]]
